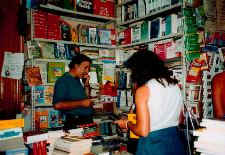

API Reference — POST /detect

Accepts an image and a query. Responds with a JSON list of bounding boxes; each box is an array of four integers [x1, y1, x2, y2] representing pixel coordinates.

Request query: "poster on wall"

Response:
[[1, 52, 24, 80]]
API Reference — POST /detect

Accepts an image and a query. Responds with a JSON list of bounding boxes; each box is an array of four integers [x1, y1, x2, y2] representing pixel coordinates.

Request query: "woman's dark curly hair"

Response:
[[124, 50, 178, 87]]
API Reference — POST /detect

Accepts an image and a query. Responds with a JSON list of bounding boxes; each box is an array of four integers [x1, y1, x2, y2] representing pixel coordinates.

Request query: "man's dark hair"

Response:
[[69, 54, 92, 69], [124, 49, 178, 87]]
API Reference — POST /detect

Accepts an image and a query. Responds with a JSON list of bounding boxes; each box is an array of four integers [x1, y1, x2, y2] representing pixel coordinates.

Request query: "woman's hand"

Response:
[[114, 119, 129, 132]]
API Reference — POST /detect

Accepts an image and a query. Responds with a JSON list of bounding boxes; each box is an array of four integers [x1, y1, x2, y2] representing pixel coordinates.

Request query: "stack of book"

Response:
[[53, 136, 92, 155], [193, 119, 225, 154], [0, 119, 28, 154]]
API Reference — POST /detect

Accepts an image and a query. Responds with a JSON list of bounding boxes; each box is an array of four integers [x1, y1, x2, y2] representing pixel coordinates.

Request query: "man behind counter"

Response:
[[53, 54, 93, 130]]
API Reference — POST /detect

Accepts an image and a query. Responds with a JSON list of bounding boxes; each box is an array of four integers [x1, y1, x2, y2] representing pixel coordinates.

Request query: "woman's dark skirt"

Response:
[[136, 126, 187, 155]]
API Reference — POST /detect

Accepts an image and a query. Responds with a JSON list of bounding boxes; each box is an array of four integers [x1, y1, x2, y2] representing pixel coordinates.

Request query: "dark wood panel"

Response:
[[0, 0, 23, 120]]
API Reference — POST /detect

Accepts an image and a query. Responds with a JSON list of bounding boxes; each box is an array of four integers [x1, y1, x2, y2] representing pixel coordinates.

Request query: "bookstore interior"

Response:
[[0, 0, 225, 154]]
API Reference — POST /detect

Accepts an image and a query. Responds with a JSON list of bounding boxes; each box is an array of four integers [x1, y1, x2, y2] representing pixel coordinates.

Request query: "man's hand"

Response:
[[82, 99, 93, 107], [83, 74, 90, 87]]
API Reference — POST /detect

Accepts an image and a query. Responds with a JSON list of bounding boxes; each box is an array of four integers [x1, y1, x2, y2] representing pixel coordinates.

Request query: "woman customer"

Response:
[[115, 50, 186, 155]]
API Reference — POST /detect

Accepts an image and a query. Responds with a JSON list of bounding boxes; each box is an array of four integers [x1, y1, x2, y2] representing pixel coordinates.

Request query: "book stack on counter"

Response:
[[0, 127, 28, 155], [53, 135, 92, 155], [193, 119, 225, 155]]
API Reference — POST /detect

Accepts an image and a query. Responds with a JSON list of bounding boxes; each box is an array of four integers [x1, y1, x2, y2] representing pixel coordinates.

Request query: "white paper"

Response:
[[89, 71, 98, 84], [1, 52, 24, 80]]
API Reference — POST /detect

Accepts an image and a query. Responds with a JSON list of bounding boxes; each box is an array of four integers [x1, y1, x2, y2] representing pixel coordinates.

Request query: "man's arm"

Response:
[[53, 99, 92, 110], [53, 78, 92, 111]]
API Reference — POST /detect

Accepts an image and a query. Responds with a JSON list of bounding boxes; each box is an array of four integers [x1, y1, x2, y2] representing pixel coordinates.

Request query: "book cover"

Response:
[[88, 27, 97, 44], [65, 44, 80, 60], [35, 61, 48, 84], [78, 24, 89, 44], [131, 24, 141, 43], [93, 64, 103, 84], [54, 43, 67, 59], [128, 114, 139, 139], [39, 42, 55, 59], [150, 18, 160, 39], [97, 29, 111, 45], [138, 0, 146, 18], [44, 85, 54, 105], [34, 86, 45, 105], [141, 21, 151, 41], [64, 19, 79, 43], [76, 0, 93, 14], [123, 3, 138, 22], [165, 14, 178, 36], [93, 0, 115, 17], [103, 63, 115, 84], [26, 41, 41, 59], [99, 49, 115, 60], [26, 67, 43, 86], [48, 109, 59, 128], [35, 110, 48, 129], [47, 62, 65, 83]]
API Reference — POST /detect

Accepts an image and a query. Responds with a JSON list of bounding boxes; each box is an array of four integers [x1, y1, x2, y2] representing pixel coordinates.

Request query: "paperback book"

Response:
[[47, 62, 65, 83]]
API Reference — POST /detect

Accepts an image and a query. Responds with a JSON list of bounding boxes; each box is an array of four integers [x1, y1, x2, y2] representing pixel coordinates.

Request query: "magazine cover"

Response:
[[48, 109, 59, 128], [27, 41, 41, 59], [44, 85, 54, 105], [54, 43, 67, 59], [34, 86, 45, 105], [78, 24, 89, 44], [47, 62, 65, 83], [26, 66, 43, 86], [39, 42, 55, 59], [88, 27, 97, 44], [97, 29, 111, 45]]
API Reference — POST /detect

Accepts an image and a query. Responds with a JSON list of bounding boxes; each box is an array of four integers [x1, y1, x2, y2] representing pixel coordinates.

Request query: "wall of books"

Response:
[[24, 0, 137, 132], [182, 0, 225, 154], [182, 0, 225, 122], [23, 0, 225, 134]]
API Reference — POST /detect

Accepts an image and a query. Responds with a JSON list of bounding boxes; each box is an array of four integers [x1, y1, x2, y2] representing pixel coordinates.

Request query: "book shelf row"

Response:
[[118, 2, 181, 26]]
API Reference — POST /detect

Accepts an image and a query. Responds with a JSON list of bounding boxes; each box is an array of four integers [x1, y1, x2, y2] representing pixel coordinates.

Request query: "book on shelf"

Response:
[[63, 19, 79, 43], [39, 42, 55, 59], [35, 110, 49, 129], [78, 24, 89, 44], [99, 49, 115, 62], [35, 61, 48, 84], [103, 63, 115, 84], [34, 86, 45, 105], [165, 14, 178, 36], [54, 43, 67, 59], [80, 47, 99, 62], [44, 85, 54, 105], [138, 0, 146, 18], [122, 3, 138, 22], [150, 17, 161, 39], [97, 29, 111, 45], [131, 23, 141, 43], [26, 41, 41, 59], [48, 109, 60, 128], [119, 28, 131, 45], [47, 62, 65, 83], [92, 63, 103, 85], [88, 27, 98, 44], [93, 0, 115, 17], [26, 66, 43, 86], [76, 0, 93, 14], [141, 20, 151, 42]]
